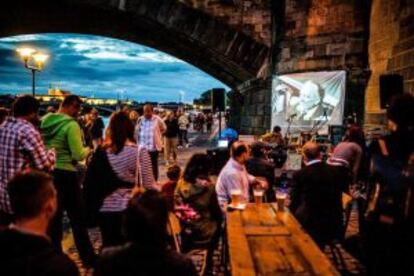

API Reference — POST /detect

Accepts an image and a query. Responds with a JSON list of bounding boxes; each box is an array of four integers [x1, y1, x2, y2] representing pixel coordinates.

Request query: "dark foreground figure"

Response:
[[364, 94, 414, 275], [0, 171, 78, 276], [95, 190, 197, 276]]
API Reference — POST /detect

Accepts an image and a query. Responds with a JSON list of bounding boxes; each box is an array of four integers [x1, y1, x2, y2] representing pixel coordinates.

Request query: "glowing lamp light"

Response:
[[16, 47, 36, 63], [32, 53, 49, 70], [15, 46, 50, 96]]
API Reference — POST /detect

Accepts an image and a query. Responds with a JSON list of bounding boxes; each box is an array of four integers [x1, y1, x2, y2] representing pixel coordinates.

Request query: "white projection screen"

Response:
[[271, 70, 346, 135]]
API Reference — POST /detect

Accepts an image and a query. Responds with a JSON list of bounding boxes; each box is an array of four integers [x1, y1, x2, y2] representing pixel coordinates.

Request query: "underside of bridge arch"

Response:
[[0, 0, 270, 89]]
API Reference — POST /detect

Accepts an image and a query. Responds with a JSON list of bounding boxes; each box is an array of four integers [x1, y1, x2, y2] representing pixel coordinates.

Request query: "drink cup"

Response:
[[253, 188, 264, 206], [275, 189, 287, 211], [230, 189, 242, 206]]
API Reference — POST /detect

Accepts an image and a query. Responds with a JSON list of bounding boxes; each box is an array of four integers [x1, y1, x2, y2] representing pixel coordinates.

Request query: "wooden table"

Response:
[[226, 203, 339, 276]]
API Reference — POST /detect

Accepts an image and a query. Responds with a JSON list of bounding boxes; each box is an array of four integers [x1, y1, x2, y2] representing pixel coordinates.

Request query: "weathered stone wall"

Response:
[[232, 77, 272, 135], [277, 0, 368, 74], [180, 0, 271, 46], [366, 0, 414, 122], [235, 0, 370, 134], [0, 0, 270, 89]]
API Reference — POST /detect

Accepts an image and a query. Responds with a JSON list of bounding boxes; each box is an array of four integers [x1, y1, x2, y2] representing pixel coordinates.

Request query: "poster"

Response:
[[271, 70, 346, 135]]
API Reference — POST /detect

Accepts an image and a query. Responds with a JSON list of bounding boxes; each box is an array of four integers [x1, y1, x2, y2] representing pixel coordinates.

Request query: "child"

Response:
[[161, 164, 181, 210]]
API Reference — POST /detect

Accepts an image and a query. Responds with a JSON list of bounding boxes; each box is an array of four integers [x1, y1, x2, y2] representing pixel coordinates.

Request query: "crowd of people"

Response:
[[0, 92, 413, 275]]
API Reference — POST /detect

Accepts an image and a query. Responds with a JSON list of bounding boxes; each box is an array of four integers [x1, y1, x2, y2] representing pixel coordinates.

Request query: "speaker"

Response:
[[380, 74, 403, 109], [211, 88, 226, 112]]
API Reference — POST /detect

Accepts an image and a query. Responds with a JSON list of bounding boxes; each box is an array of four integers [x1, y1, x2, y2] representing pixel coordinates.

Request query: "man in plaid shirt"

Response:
[[0, 96, 55, 226]]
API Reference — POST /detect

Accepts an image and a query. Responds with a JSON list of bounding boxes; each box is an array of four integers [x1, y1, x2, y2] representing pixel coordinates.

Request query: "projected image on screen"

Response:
[[271, 71, 345, 134]]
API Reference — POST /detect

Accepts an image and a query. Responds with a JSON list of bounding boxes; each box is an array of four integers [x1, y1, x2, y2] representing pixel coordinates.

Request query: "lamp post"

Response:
[[16, 47, 49, 96]]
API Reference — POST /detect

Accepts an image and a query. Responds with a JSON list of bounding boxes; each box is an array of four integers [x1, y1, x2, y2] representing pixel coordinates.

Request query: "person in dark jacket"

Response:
[[365, 93, 414, 275], [0, 170, 79, 276], [95, 190, 197, 276], [246, 141, 276, 201], [89, 108, 105, 149], [164, 111, 180, 165], [290, 142, 343, 248]]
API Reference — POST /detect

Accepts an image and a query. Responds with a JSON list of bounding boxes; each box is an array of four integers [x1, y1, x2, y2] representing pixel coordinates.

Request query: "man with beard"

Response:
[[0, 95, 55, 227]]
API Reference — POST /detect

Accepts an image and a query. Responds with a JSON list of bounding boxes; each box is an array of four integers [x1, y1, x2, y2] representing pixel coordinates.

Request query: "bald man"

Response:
[[289, 142, 343, 248], [216, 141, 267, 208]]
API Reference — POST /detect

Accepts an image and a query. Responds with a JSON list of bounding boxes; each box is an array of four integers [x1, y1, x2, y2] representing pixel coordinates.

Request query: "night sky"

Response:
[[0, 33, 228, 102]]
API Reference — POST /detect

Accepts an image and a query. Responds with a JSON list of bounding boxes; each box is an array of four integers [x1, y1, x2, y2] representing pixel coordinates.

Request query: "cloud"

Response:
[[0, 33, 229, 101]]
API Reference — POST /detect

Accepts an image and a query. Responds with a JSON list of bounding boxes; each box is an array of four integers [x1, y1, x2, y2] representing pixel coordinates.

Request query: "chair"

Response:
[[167, 212, 208, 275], [167, 212, 182, 253]]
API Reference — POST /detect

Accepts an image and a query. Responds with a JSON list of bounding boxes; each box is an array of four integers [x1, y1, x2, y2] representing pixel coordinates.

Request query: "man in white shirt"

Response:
[[135, 104, 166, 180], [216, 141, 267, 208]]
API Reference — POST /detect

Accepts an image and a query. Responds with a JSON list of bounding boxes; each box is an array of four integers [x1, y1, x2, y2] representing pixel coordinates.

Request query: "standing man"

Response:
[[88, 108, 104, 149], [163, 111, 179, 166], [135, 104, 166, 180], [0, 95, 55, 227], [40, 95, 96, 267], [178, 110, 190, 148], [216, 141, 267, 208], [290, 142, 343, 248]]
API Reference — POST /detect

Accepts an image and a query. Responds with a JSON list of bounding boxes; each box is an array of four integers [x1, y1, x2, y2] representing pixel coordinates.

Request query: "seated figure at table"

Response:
[[96, 190, 197, 276], [216, 141, 268, 208], [174, 153, 222, 251], [289, 142, 343, 248], [246, 141, 276, 202], [0, 170, 79, 276]]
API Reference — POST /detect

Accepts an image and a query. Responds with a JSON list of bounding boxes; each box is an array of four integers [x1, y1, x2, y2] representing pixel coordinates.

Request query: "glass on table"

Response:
[[275, 188, 287, 212], [230, 189, 242, 206], [253, 187, 264, 207]]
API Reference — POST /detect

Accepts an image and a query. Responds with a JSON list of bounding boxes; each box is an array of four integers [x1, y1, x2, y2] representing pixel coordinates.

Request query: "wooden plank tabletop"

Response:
[[226, 203, 340, 276]]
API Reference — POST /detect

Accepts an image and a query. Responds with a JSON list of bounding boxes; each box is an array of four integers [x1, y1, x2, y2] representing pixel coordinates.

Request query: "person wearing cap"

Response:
[[246, 141, 276, 201], [41, 95, 96, 267]]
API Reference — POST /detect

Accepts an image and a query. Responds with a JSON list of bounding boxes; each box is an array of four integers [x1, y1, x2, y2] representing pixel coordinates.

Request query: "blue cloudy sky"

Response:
[[0, 33, 228, 102]]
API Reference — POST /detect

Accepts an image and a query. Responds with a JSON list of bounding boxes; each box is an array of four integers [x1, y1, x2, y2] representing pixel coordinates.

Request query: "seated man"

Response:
[[290, 142, 343, 248], [261, 125, 285, 146], [246, 141, 276, 201], [0, 170, 79, 276], [95, 190, 197, 276], [216, 141, 267, 208]]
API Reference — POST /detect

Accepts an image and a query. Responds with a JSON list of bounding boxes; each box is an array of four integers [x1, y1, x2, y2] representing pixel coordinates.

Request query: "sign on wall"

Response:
[[271, 70, 346, 135]]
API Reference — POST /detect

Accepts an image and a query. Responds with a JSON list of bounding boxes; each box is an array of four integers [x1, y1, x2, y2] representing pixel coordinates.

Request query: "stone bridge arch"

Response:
[[0, 0, 270, 89]]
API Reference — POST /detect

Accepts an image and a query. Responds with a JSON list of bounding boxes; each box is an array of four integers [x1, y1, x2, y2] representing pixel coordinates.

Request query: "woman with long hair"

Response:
[[83, 111, 156, 247], [174, 153, 222, 251]]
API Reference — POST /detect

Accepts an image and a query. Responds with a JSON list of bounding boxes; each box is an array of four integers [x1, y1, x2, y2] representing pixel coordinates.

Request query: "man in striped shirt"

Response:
[[0, 96, 55, 226]]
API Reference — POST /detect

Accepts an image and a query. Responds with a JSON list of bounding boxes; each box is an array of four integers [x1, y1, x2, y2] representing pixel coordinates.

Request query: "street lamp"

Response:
[[16, 47, 49, 96]]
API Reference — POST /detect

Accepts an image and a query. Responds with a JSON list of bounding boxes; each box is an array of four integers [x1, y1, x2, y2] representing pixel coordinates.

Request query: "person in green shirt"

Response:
[[41, 95, 96, 267]]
